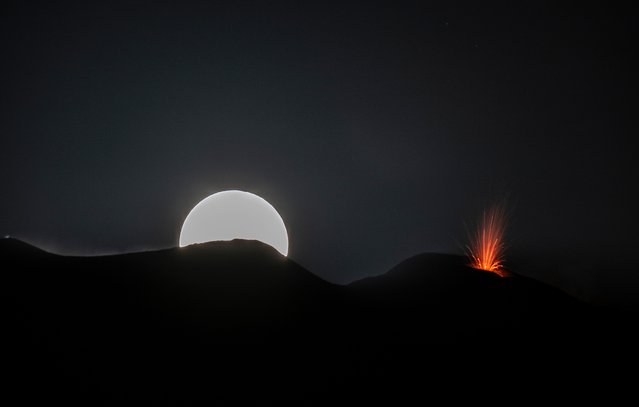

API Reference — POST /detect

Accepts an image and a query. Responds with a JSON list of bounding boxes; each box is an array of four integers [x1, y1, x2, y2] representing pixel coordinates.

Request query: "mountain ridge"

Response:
[[4, 237, 637, 402]]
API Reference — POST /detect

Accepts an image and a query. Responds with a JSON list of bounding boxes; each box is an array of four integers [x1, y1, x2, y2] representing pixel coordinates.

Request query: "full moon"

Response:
[[179, 190, 289, 256]]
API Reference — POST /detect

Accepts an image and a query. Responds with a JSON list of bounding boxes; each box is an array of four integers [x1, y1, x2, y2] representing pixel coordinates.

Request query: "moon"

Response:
[[179, 190, 289, 256]]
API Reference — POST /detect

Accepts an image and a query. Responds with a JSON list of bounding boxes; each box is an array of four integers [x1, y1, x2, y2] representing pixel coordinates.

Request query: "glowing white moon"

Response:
[[179, 190, 289, 256]]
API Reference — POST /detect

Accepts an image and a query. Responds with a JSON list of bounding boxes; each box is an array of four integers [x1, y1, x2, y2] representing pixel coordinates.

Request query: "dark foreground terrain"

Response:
[[4, 238, 637, 402]]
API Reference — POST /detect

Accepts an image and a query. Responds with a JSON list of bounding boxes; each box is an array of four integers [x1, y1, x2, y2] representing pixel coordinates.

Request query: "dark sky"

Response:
[[2, 1, 637, 301]]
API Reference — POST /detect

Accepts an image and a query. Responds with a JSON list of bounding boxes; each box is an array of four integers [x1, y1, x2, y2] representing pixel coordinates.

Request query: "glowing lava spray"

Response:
[[467, 202, 510, 277]]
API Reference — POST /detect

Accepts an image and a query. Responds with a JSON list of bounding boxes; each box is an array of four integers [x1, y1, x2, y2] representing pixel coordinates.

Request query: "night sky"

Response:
[[2, 2, 637, 303]]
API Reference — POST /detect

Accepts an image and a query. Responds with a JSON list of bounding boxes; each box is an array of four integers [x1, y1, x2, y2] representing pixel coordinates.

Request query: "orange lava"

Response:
[[467, 203, 510, 277]]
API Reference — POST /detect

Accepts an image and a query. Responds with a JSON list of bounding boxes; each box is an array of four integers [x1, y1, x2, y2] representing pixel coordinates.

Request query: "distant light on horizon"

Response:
[[179, 190, 289, 256]]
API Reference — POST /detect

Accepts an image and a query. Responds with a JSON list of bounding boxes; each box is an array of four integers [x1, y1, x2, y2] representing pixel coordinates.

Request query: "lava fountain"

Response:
[[467, 202, 510, 277]]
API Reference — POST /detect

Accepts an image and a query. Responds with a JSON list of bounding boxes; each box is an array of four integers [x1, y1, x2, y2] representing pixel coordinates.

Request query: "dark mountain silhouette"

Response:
[[347, 253, 589, 344], [4, 238, 636, 402]]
